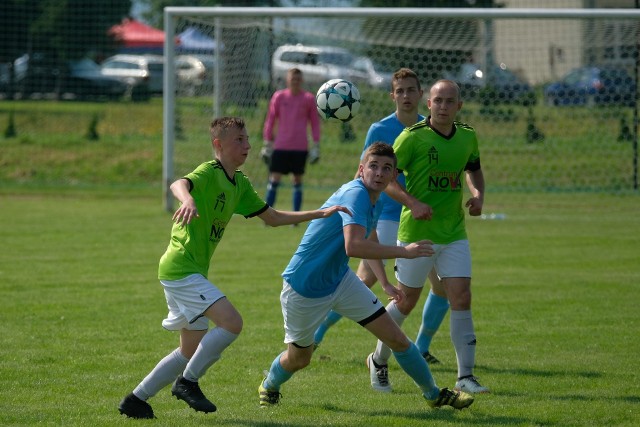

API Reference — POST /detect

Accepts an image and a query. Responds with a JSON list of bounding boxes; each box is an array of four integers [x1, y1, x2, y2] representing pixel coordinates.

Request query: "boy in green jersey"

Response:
[[369, 80, 490, 395], [118, 117, 348, 419]]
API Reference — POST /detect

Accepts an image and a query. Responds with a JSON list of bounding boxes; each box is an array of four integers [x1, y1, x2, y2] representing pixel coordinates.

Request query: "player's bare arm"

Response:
[[361, 230, 406, 303], [258, 205, 352, 227], [170, 178, 199, 226], [464, 169, 485, 217], [384, 179, 433, 220], [343, 224, 434, 260]]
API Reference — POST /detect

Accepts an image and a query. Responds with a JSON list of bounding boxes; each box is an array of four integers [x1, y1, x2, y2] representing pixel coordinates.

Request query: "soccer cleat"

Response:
[[118, 393, 155, 419], [366, 353, 392, 392], [258, 380, 282, 407], [454, 375, 490, 394], [171, 375, 217, 413], [422, 351, 441, 364], [425, 387, 474, 410]]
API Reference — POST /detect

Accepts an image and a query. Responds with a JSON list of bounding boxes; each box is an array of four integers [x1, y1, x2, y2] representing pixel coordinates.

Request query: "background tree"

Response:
[[1, 1, 131, 97], [140, 0, 275, 29], [0, 1, 42, 64], [31, 0, 132, 61]]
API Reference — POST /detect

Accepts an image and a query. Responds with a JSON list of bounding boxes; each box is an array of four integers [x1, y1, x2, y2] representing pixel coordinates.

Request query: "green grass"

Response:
[[1, 187, 639, 426], [1, 98, 639, 425], [1, 97, 638, 192]]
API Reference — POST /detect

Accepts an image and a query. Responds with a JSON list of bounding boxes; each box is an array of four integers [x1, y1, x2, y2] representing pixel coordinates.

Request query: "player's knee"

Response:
[[230, 316, 243, 334], [288, 351, 312, 370], [220, 313, 243, 334], [448, 288, 471, 310], [385, 332, 411, 353], [430, 280, 446, 297], [396, 294, 419, 315]]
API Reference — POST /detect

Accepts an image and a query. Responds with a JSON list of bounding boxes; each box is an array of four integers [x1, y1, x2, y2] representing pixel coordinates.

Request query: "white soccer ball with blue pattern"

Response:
[[316, 79, 360, 122]]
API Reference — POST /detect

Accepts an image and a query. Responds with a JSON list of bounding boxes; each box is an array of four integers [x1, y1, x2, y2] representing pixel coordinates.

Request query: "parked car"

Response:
[[271, 44, 356, 89], [175, 54, 207, 96], [443, 62, 536, 106], [543, 66, 636, 107], [9, 53, 127, 100], [65, 59, 129, 100], [100, 54, 164, 96], [348, 56, 394, 90], [0, 62, 10, 95], [185, 53, 218, 94]]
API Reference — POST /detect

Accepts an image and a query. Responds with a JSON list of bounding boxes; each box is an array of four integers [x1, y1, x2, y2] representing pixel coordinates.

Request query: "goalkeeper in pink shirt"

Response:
[[262, 68, 321, 211]]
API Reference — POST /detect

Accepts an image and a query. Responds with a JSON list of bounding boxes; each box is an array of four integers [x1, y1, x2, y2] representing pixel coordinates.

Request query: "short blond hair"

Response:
[[210, 116, 245, 140]]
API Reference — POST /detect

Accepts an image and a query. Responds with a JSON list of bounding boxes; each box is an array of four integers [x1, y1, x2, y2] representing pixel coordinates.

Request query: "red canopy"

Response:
[[108, 18, 168, 48]]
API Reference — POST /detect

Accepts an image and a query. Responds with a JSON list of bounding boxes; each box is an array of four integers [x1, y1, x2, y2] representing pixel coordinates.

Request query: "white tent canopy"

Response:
[[177, 27, 221, 53]]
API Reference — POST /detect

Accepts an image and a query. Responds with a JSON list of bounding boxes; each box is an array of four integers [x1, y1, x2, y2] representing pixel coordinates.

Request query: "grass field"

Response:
[[1, 96, 638, 193], [1, 97, 639, 425], [1, 186, 639, 426]]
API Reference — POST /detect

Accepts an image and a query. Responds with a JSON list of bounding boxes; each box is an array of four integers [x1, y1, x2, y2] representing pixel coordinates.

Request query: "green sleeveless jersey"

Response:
[[393, 119, 480, 244], [158, 160, 268, 280]]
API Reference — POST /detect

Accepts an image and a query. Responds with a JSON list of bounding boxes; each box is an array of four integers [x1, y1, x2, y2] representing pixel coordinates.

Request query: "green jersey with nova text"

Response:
[[393, 119, 480, 244], [158, 160, 268, 280]]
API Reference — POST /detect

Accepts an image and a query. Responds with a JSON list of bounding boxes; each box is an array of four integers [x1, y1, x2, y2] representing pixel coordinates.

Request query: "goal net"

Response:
[[163, 7, 639, 210]]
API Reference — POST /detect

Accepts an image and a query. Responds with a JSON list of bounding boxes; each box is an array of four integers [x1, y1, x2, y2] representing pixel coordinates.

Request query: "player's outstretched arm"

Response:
[[402, 240, 435, 258], [258, 205, 352, 227], [362, 231, 406, 303], [384, 179, 432, 220], [170, 178, 199, 226], [344, 225, 434, 260]]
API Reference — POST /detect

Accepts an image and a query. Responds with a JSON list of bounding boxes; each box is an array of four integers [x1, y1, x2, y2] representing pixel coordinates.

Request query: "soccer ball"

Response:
[[316, 79, 360, 122]]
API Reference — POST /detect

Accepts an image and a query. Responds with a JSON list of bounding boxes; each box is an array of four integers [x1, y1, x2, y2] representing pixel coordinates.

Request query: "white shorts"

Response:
[[376, 220, 399, 246], [160, 273, 225, 331], [376, 220, 399, 266], [395, 239, 471, 288], [280, 269, 385, 347]]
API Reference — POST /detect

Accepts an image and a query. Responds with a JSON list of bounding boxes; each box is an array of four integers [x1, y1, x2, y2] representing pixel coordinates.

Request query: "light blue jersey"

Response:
[[361, 112, 425, 221], [282, 179, 383, 298]]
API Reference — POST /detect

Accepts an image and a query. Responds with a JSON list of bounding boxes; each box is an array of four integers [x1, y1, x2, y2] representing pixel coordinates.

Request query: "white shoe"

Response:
[[454, 375, 490, 394], [366, 353, 392, 392]]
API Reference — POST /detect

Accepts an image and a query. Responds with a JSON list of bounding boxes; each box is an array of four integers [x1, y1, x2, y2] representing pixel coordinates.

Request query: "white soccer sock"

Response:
[[450, 310, 476, 378], [373, 301, 407, 364], [133, 348, 188, 400], [183, 327, 239, 382]]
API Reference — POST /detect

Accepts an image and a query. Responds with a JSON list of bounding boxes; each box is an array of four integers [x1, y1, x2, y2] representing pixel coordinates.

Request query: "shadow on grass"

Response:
[[475, 364, 602, 379], [320, 404, 529, 425], [552, 394, 640, 403], [210, 422, 320, 427]]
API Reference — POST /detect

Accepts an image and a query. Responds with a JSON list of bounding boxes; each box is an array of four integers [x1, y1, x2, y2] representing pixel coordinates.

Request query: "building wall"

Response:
[[491, 0, 636, 85], [492, 1, 583, 84]]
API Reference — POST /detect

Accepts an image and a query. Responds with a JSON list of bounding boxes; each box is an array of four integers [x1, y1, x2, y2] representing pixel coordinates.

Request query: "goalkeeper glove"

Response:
[[309, 144, 320, 164], [260, 141, 273, 165]]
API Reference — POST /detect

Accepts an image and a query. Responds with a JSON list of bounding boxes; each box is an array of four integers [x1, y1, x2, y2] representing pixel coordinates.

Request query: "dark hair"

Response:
[[210, 116, 245, 139], [362, 141, 397, 168], [391, 67, 421, 91]]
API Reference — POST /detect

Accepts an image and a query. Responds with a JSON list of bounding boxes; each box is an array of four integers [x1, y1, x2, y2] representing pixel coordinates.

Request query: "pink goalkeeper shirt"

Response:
[[263, 88, 321, 151]]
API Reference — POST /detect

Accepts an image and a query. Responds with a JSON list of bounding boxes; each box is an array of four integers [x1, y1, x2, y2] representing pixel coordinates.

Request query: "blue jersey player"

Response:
[[258, 142, 474, 411], [313, 68, 447, 379]]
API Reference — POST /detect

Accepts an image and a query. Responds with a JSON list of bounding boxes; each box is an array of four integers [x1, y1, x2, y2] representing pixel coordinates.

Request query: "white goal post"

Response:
[[163, 7, 640, 211]]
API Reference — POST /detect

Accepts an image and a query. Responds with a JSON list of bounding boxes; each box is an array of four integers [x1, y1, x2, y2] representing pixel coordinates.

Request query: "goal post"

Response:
[[163, 6, 640, 211]]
